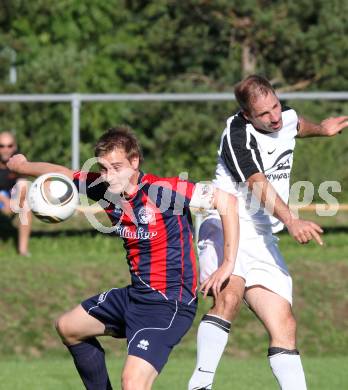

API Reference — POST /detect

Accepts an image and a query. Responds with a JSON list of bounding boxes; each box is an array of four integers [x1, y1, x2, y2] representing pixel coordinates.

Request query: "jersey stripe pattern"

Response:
[[220, 112, 264, 182], [73, 171, 197, 305]]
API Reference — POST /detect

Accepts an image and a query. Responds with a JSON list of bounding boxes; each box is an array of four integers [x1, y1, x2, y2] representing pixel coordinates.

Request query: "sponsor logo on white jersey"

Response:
[[266, 172, 291, 181]]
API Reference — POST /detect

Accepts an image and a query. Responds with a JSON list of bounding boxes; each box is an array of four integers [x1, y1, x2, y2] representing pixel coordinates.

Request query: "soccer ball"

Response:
[[28, 173, 79, 223]]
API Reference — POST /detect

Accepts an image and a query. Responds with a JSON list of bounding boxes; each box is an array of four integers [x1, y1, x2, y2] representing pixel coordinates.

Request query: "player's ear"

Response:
[[130, 156, 140, 170]]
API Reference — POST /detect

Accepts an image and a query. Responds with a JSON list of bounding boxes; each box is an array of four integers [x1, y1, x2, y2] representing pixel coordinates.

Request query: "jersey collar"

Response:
[[121, 170, 144, 200]]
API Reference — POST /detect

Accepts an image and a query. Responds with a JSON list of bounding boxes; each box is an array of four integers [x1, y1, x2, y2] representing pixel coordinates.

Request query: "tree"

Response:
[[0, 0, 347, 194]]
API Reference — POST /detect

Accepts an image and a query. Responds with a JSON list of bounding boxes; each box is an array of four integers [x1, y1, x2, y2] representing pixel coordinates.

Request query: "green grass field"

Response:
[[1, 211, 347, 388], [1, 356, 347, 389]]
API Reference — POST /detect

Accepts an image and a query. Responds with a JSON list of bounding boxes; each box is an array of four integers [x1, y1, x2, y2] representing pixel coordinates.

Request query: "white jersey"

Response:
[[214, 106, 298, 235]]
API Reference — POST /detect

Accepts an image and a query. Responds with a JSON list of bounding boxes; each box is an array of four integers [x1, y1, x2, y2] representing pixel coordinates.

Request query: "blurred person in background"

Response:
[[0, 131, 31, 256]]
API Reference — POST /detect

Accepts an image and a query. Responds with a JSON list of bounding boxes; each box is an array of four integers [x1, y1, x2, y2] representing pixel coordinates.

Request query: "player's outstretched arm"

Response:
[[248, 172, 323, 246], [7, 154, 74, 179], [297, 115, 348, 137], [200, 189, 239, 299]]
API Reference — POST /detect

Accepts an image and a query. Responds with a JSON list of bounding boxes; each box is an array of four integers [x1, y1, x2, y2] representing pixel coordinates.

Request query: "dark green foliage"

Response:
[[0, 1, 347, 191]]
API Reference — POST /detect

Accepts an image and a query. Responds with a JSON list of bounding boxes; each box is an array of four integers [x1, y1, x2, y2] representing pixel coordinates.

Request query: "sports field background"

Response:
[[0, 209, 347, 389], [1, 2, 348, 389]]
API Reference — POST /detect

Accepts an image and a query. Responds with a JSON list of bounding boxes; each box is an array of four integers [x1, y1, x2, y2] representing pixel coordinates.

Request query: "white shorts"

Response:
[[198, 217, 293, 305]]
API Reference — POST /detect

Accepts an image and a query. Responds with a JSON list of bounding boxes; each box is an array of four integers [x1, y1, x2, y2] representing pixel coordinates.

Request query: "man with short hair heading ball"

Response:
[[189, 75, 348, 390], [7, 126, 239, 390]]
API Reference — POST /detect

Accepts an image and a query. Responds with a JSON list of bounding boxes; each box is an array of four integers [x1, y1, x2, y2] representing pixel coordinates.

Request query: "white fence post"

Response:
[[71, 94, 81, 170]]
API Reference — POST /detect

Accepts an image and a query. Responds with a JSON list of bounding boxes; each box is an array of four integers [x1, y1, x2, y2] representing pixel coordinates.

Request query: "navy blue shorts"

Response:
[[81, 286, 196, 373]]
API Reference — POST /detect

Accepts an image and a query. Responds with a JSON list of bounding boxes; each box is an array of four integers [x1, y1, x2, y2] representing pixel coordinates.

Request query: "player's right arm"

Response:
[[6, 154, 74, 179], [189, 183, 239, 298], [220, 123, 323, 246]]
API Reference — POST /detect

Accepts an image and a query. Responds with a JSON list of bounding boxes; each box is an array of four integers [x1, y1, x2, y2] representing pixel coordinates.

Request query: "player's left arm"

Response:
[[297, 115, 348, 138], [190, 183, 239, 298], [7, 154, 74, 179]]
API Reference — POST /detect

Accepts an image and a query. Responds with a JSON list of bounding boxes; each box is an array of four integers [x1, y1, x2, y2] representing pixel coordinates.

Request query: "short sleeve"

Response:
[[220, 117, 264, 182]]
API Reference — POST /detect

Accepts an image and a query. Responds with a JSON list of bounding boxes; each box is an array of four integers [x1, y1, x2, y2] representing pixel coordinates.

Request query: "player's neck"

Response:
[[123, 170, 140, 199]]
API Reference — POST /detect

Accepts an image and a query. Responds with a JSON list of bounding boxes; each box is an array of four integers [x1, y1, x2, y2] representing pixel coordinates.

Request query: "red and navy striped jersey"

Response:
[[73, 171, 197, 305]]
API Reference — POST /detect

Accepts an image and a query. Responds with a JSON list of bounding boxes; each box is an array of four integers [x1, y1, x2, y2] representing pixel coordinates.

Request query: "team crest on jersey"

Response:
[[138, 206, 155, 224]]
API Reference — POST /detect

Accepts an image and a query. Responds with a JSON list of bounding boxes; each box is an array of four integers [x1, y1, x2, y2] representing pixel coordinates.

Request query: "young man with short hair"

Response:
[[8, 126, 239, 390], [189, 75, 348, 390]]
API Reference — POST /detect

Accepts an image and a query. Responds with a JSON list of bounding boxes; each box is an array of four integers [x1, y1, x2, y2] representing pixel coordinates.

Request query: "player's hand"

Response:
[[7, 154, 28, 173], [286, 218, 324, 246], [320, 116, 348, 136], [200, 260, 234, 299]]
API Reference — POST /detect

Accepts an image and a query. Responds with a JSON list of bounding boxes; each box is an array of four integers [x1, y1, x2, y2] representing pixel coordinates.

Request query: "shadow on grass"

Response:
[[0, 214, 114, 243], [30, 229, 107, 238], [0, 214, 18, 244]]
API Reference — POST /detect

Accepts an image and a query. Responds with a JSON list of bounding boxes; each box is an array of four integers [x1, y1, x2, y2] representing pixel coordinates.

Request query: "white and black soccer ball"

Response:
[[28, 173, 79, 223]]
